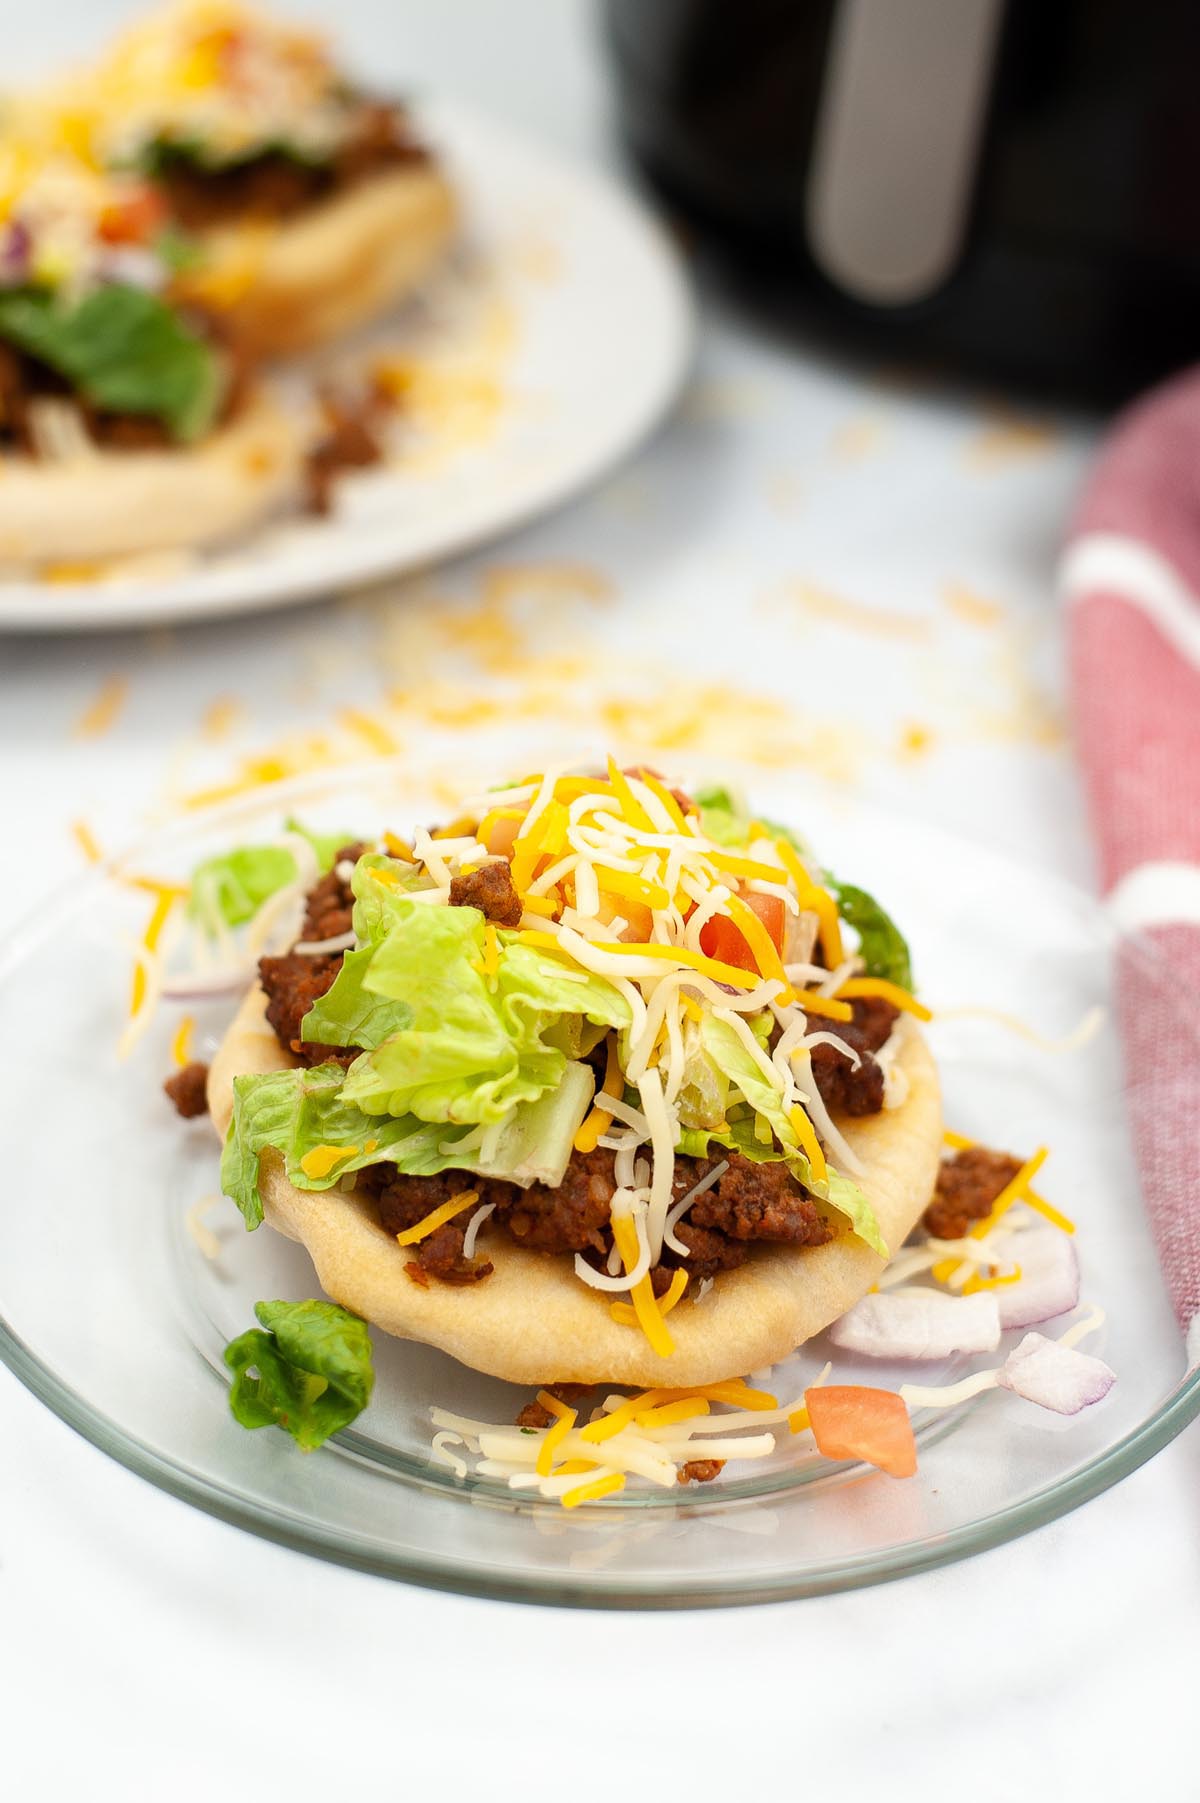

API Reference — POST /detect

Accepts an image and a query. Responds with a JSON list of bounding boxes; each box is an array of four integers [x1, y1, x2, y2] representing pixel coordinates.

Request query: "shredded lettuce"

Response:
[[692, 785, 749, 848], [224, 1299, 374, 1450], [189, 820, 351, 931], [220, 1060, 596, 1228], [0, 282, 222, 441], [829, 881, 913, 989], [314, 891, 630, 1126]]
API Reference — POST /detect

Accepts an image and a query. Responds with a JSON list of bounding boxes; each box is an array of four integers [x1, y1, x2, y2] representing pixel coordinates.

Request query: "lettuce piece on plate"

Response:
[[224, 1299, 374, 1450]]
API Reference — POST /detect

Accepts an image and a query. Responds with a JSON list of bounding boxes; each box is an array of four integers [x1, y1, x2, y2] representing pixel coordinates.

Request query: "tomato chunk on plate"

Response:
[[805, 1385, 918, 1478]]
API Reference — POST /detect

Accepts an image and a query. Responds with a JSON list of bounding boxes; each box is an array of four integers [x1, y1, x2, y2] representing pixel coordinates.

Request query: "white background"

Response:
[[3, 4, 1199, 1797]]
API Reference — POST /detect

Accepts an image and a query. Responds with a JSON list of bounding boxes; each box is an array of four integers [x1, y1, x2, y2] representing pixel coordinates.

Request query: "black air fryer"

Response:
[[603, 0, 1200, 401]]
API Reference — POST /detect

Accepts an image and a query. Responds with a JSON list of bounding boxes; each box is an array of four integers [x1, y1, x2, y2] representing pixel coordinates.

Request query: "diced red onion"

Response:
[[996, 1226, 1080, 1329], [998, 1332, 1116, 1414], [829, 1289, 1002, 1360]]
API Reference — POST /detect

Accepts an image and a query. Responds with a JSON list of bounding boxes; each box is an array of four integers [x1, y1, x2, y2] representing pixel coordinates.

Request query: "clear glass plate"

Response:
[[3, 762, 1197, 1606]]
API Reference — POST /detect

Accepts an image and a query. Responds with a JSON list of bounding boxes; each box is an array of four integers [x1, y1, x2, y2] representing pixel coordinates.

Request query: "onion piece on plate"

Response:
[[996, 1225, 1080, 1329], [829, 1290, 1002, 1360], [998, 1332, 1116, 1415]]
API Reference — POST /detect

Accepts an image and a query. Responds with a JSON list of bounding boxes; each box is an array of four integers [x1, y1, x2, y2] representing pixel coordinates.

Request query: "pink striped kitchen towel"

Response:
[[1062, 365, 1200, 1367]]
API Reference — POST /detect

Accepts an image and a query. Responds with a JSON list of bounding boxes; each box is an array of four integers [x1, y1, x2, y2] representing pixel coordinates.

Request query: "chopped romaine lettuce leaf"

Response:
[[693, 784, 750, 848], [190, 845, 297, 930], [316, 896, 629, 1126], [0, 283, 222, 441], [189, 822, 351, 931], [220, 1060, 595, 1228], [829, 881, 913, 989], [223, 1299, 373, 1451]]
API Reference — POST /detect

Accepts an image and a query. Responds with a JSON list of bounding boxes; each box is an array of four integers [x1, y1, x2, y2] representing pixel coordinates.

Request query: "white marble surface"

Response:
[[3, 4, 1198, 1796]]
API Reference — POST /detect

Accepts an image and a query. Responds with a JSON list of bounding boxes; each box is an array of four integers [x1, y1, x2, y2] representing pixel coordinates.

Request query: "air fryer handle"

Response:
[[806, 0, 1005, 305]]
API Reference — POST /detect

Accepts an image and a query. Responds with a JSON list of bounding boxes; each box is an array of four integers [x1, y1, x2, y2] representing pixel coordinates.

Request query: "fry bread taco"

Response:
[[84, 0, 456, 355], [0, 133, 298, 565], [206, 766, 944, 1388]]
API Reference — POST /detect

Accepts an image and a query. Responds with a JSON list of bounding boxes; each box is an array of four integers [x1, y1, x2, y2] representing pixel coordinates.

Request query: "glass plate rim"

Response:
[[4, 763, 1199, 1607]]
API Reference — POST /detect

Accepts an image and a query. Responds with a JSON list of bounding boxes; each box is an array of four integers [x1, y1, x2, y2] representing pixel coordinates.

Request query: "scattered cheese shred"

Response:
[[796, 991, 854, 1023], [1022, 1188, 1077, 1235], [836, 976, 932, 1021], [788, 1104, 828, 1184], [943, 1128, 976, 1150], [395, 1188, 480, 1246], [383, 832, 414, 861], [774, 840, 844, 966], [932, 1146, 1052, 1282], [171, 1014, 195, 1067], [71, 818, 102, 863], [130, 887, 179, 1019], [300, 1143, 360, 1180], [611, 1213, 674, 1358], [575, 1034, 622, 1153], [610, 1267, 688, 1327], [534, 1392, 578, 1477], [561, 1471, 625, 1508]]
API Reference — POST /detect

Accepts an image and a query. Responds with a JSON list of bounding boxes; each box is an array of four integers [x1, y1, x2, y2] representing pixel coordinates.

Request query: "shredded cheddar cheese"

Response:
[[575, 1035, 623, 1154], [836, 976, 932, 1021], [395, 1188, 481, 1246], [534, 1392, 578, 1477], [299, 1143, 360, 1180], [611, 1213, 674, 1358], [171, 1015, 195, 1068], [788, 1104, 828, 1185], [561, 1472, 625, 1508], [610, 1267, 688, 1327]]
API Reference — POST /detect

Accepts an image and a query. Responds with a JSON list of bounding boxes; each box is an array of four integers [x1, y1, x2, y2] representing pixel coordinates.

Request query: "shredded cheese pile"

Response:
[[383, 761, 929, 1357], [80, 0, 357, 169], [429, 1373, 825, 1503]]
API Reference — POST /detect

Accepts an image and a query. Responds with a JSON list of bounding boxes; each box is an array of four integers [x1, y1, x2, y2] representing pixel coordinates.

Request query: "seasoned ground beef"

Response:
[[448, 858, 523, 927], [304, 390, 385, 515], [300, 841, 366, 941], [924, 1146, 1023, 1240], [487, 1148, 617, 1255], [361, 1167, 492, 1283], [678, 1460, 724, 1485], [258, 949, 349, 1064], [164, 1060, 209, 1118], [689, 1157, 831, 1245], [805, 994, 899, 1117], [653, 1220, 747, 1288], [514, 1384, 592, 1429], [158, 100, 427, 230]]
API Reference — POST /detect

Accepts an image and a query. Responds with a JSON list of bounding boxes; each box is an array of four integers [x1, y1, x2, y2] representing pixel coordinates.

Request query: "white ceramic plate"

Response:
[[0, 101, 692, 633]]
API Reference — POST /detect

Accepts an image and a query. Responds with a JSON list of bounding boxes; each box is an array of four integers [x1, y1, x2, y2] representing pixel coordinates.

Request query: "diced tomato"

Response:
[[699, 912, 757, 973], [600, 897, 653, 942], [805, 1386, 917, 1479], [482, 815, 521, 857], [98, 188, 167, 245], [743, 890, 785, 951], [699, 888, 786, 973]]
